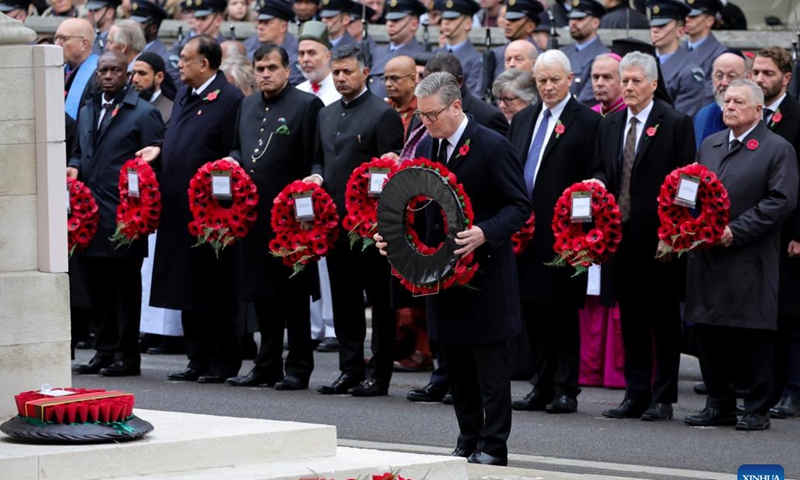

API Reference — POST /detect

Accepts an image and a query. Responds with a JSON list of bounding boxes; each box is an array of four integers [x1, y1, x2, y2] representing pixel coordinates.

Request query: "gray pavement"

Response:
[[71, 341, 799, 480]]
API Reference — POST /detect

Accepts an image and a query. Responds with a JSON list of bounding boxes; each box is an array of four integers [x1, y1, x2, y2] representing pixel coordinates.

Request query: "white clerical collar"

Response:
[[192, 75, 216, 96], [729, 122, 759, 144], [446, 114, 469, 150], [626, 99, 654, 126]]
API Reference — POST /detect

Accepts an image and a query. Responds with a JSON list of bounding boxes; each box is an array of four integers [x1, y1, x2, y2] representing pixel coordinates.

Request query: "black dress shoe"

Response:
[[72, 357, 112, 375], [736, 413, 771, 431], [451, 447, 472, 458], [226, 370, 278, 387], [317, 372, 363, 395], [167, 367, 204, 381], [546, 395, 578, 414], [693, 382, 708, 395], [467, 451, 508, 466], [349, 378, 388, 397], [770, 395, 800, 419], [684, 407, 738, 427], [406, 382, 448, 402], [512, 389, 553, 411], [274, 375, 308, 391], [442, 391, 454, 405], [602, 399, 649, 419], [317, 337, 339, 352], [146, 337, 185, 355], [99, 361, 141, 377], [640, 403, 673, 421], [198, 370, 233, 384]]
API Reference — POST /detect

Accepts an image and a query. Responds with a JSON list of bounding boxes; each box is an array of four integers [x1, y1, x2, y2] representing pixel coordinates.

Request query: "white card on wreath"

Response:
[[571, 192, 592, 223], [127, 169, 140, 198], [211, 172, 232, 198], [368, 170, 389, 196], [675, 174, 700, 208], [294, 195, 315, 220]]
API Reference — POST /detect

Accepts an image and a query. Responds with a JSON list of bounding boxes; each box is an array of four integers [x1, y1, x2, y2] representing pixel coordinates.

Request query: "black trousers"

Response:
[[83, 256, 143, 367], [523, 302, 580, 398], [618, 299, 681, 404], [774, 316, 800, 400], [441, 340, 511, 458], [181, 304, 242, 376], [326, 244, 395, 384], [252, 286, 314, 382], [696, 323, 774, 414]]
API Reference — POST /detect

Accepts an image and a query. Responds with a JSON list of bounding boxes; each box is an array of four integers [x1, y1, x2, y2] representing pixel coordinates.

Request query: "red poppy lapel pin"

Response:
[[746, 139, 759, 150], [770, 109, 782, 127], [203, 89, 220, 103], [454, 138, 471, 159], [111, 105, 120, 118], [554, 120, 565, 139], [646, 124, 659, 138]]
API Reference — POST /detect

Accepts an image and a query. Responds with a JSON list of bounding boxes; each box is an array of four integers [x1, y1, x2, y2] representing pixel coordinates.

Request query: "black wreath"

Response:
[[0, 415, 154, 444], [376, 167, 466, 285]]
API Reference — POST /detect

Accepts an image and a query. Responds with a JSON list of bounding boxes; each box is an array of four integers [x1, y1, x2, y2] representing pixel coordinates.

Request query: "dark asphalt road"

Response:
[[71, 342, 800, 479]]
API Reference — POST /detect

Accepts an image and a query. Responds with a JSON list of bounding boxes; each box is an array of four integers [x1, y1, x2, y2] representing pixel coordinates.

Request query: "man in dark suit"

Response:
[[591, 51, 696, 421], [509, 50, 601, 414], [224, 45, 325, 390], [137, 35, 245, 384], [376, 72, 530, 465], [685, 79, 798, 430], [433, 0, 482, 97], [68, 51, 164, 377], [367, 0, 427, 99], [307, 45, 405, 397], [751, 47, 800, 419]]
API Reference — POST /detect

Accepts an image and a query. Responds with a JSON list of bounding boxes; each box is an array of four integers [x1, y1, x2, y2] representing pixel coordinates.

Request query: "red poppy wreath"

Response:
[[547, 182, 622, 275], [511, 212, 536, 256], [343, 157, 399, 250], [269, 180, 339, 277], [188, 159, 258, 257], [111, 158, 161, 248], [376, 158, 478, 296], [67, 177, 99, 257], [657, 163, 730, 256]]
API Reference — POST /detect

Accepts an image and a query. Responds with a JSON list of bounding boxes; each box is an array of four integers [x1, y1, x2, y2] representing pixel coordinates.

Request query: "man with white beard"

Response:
[[295, 21, 340, 352]]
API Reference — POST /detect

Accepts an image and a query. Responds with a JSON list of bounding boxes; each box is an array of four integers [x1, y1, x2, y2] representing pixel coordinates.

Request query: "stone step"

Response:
[[1, 409, 337, 480], [110, 446, 469, 480]]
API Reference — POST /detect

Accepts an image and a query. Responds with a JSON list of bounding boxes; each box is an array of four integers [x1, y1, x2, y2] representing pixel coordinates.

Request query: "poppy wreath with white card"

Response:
[[187, 159, 259, 258], [111, 157, 161, 248], [547, 182, 622, 276], [657, 163, 730, 256], [269, 180, 339, 277], [67, 177, 99, 257], [342, 157, 399, 250]]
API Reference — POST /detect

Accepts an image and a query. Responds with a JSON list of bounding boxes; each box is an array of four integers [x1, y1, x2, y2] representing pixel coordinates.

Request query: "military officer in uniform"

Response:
[[225, 44, 325, 390], [86, 0, 119, 55], [488, 0, 543, 97], [433, 0, 482, 97], [649, 0, 705, 117], [679, 0, 727, 107], [348, 3, 379, 65], [368, 0, 427, 99], [307, 45, 405, 397], [0, 0, 34, 21], [130, 0, 179, 97], [600, 0, 649, 29], [168, 0, 228, 87], [320, 0, 358, 48], [562, 0, 608, 107], [244, 0, 305, 85]]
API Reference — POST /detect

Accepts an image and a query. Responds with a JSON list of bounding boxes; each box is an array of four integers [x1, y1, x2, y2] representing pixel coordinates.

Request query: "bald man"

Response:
[[384, 55, 419, 138], [56, 18, 100, 121], [504, 39, 537, 73], [693, 52, 748, 147]]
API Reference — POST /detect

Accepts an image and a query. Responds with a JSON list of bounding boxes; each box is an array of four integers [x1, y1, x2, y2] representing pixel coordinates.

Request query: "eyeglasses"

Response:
[[713, 72, 741, 83], [496, 95, 520, 104], [381, 73, 415, 84], [414, 101, 454, 122], [54, 35, 84, 44]]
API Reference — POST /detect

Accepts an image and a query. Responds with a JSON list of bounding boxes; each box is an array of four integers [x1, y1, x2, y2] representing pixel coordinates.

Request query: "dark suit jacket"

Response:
[[418, 118, 530, 345], [508, 98, 600, 306], [768, 95, 800, 314], [592, 99, 696, 304], [230, 86, 324, 301], [68, 87, 164, 258], [150, 72, 244, 311], [152, 93, 173, 125], [687, 123, 798, 329]]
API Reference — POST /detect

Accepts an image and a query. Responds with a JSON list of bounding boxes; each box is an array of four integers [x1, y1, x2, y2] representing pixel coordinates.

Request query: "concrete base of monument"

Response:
[[0, 409, 468, 480]]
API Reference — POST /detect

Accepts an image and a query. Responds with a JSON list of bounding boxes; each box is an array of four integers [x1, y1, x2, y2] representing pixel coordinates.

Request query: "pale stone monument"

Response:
[[0, 12, 72, 419]]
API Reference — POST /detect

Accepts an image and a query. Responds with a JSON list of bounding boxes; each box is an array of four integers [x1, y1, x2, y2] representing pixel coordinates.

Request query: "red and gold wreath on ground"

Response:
[[13, 388, 134, 424], [342, 157, 399, 250], [511, 212, 536, 256], [111, 158, 161, 248], [548, 182, 622, 275], [657, 164, 730, 255], [269, 180, 339, 277], [379, 158, 478, 296], [67, 177, 99, 256], [188, 159, 258, 257]]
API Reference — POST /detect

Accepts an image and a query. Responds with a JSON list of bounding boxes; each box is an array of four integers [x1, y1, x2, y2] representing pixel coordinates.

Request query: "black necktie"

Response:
[[763, 108, 773, 122], [729, 139, 740, 151], [98, 103, 114, 132], [438, 140, 449, 164]]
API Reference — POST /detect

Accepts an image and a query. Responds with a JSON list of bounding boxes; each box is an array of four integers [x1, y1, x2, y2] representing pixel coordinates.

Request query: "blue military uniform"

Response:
[[319, 0, 357, 48], [86, 0, 120, 55], [368, 0, 427, 99], [168, 0, 228, 87], [433, 0, 483, 97], [561, 0, 608, 106], [488, 0, 544, 96], [678, 0, 727, 108], [243, 0, 304, 85]]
